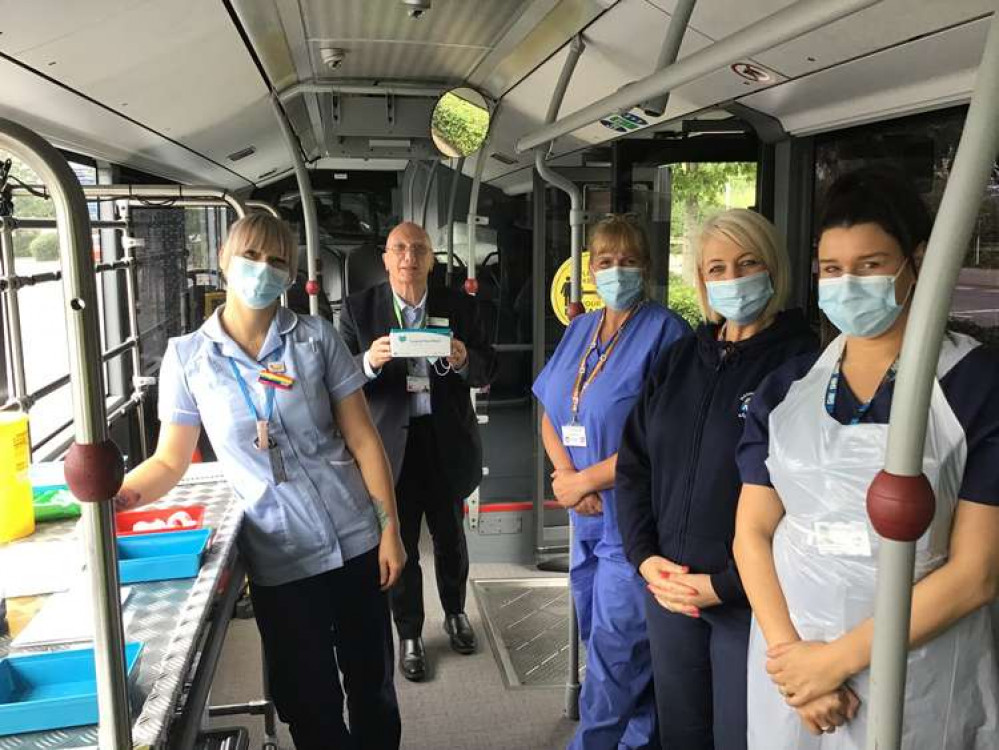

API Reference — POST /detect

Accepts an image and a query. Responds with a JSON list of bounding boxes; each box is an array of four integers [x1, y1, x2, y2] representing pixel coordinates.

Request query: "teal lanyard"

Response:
[[825, 356, 898, 425], [229, 358, 275, 424], [392, 295, 425, 329]]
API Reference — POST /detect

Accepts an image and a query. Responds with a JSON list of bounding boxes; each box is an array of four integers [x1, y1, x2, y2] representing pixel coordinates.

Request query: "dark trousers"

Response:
[[644, 592, 750, 750], [390, 416, 470, 639], [250, 549, 401, 750]]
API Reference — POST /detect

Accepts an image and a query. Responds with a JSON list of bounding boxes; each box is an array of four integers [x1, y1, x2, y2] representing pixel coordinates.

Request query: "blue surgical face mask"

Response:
[[706, 271, 774, 325], [227, 255, 289, 310], [594, 266, 644, 311], [818, 260, 910, 338]]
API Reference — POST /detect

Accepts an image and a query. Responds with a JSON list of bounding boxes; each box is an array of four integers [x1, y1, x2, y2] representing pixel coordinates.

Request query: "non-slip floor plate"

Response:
[[471, 577, 584, 689]]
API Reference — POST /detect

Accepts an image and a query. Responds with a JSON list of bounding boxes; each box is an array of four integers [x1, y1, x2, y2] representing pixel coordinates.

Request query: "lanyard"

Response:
[[569, 303, 641, 419], [229, 358, 276, 425], [392, 295, 425, 329], [825, 355, 898, 425]]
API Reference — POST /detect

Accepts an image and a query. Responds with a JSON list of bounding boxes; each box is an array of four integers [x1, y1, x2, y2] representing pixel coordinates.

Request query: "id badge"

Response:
[[813, 521, 872, 557], [561, 423, 587, 448], [406, 375, 431, 393], [253, 436, 288, 485]]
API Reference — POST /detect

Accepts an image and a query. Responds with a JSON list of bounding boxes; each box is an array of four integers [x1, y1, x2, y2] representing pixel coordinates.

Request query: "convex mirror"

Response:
[[431, 87, 490, 158]]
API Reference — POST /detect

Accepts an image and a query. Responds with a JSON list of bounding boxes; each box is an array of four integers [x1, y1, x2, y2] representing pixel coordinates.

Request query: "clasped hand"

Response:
[[766, 639, 860, 735], [550, 468, 602, 515], [638, 556, 720, 617]]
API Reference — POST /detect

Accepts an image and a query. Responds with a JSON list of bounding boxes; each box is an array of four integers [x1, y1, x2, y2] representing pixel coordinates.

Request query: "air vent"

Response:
[[227, 146, 256, 162], [491, 153, 517, 165], [258, 168, 277, 180]]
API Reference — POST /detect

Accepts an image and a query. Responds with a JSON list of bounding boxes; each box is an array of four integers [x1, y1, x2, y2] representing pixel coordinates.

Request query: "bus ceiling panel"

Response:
[[744, 0, 996, 80], [478, 0, 783, 186], [7, 0, 270, 145], [738, 16, 991, 136], [298, 0, 529, 85], [0, 58, 254, 191]]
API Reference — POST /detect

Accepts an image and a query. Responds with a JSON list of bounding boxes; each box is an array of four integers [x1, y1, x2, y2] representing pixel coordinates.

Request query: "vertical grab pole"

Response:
[[0, 218, 29, 406], [465, 108, 497, 297], [121, 209, 148, 461], [0, 118, 131, 749], [865, 13, 999, 750], [445, 157, 466, 287], [271, 93, 320, 316], [533, 34, 586, 721], [639, 0, 697, 117], [421, 160, 440, 229]]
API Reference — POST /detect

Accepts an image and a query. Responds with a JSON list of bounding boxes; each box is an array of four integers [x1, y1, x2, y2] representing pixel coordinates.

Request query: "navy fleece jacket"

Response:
[[616, 309, 818, 605]]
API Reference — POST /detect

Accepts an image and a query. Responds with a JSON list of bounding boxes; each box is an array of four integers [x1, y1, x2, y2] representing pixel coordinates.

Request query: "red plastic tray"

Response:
[[115, 505, 206, 536]]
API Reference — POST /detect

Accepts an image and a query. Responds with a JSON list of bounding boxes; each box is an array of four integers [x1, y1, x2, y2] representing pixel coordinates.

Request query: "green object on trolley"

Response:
[[31, 486, 81, 522]]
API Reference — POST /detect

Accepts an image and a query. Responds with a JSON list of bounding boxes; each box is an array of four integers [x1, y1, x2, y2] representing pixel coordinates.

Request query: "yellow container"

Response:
[[0, 412, 34, 543]]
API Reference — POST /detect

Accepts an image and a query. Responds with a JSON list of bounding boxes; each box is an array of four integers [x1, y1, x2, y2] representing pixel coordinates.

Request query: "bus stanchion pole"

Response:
[[865, 12, 999, 749], [0, 117, 132, 750], [533, 33, 587, 720], [0, 217, 29, 409]]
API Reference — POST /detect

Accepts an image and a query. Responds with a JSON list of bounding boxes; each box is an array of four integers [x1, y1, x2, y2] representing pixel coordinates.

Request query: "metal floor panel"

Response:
[[471, 577, 585, 689]]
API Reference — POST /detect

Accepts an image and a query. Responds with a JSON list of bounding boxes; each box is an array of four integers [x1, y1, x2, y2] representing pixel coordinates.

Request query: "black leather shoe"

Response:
[[444, 613, 476, 655], [400, 637, 426, 682]]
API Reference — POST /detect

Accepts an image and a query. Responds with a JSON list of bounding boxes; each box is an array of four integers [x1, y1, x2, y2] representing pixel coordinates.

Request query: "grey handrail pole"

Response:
[[533, 33, 586, 723], [271, 92, 320, 316], [246, 199, 281, 218], [0, 118, 131, 749], [445, 157, 465, 286], [640, 0, 697, 117], [12, 184, 248, 218], [421, 160, 440, 228], [535, 36, 586, 308], [515, 0, 880, 152], [279, 79, 444, 100], [0, 219, 29, 407], [866, 11, 999, 750], [466, 106, 499, 293]]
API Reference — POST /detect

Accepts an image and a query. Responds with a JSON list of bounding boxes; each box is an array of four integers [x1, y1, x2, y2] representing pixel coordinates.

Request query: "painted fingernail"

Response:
[[660, 571, 670, 579]]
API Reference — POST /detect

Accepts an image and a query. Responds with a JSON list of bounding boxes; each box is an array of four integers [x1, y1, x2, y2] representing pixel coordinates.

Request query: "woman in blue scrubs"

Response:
[[114, 214, 406, 750], [533, 215, 690, 750]]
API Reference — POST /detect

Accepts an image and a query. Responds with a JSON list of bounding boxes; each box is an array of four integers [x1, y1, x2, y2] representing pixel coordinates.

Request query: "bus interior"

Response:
[[0, 1, 997, 748]]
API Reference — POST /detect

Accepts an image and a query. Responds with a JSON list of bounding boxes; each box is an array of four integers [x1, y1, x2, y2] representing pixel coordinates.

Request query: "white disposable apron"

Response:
[[747, 332, 999, 749]]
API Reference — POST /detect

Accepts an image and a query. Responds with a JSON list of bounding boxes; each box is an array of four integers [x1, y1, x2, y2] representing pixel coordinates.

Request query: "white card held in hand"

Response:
[[389, 327, 452, 358]]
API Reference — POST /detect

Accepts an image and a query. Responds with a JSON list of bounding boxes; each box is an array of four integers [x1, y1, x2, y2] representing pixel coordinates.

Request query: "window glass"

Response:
[[814, 107, 999, 335], [1, 153, 106, 454]]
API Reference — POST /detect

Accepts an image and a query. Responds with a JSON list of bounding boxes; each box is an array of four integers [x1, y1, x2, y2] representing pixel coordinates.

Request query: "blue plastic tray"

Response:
[[0, 642, 143, 736], [117, 528, 212, 584]]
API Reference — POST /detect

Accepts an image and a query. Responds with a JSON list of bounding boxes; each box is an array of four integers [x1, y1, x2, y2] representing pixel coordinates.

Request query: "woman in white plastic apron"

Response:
[[733, 166, 999, 747]]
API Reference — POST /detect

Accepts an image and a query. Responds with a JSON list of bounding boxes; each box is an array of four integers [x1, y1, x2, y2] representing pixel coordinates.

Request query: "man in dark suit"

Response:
[[340, 221, 497, 682]]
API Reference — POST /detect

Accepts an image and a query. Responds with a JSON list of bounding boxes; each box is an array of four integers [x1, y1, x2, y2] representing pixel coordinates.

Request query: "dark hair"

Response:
[[817, 165, 933, 261]]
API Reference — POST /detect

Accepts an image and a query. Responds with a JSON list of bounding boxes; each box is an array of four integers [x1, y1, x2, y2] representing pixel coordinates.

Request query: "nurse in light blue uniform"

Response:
[[533, 216, 690, 750], [114, 214, 406, 750]]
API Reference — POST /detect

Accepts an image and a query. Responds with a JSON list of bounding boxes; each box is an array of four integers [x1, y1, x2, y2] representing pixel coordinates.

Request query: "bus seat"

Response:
[[345, 243, 388, 295]]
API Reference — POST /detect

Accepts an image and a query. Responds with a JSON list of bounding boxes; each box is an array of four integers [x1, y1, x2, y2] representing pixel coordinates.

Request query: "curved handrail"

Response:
[[0, 118, 132, 748]]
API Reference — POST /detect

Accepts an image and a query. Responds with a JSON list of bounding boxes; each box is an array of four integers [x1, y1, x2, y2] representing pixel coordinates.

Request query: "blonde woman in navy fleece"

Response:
[[617, 209, 816, 750]]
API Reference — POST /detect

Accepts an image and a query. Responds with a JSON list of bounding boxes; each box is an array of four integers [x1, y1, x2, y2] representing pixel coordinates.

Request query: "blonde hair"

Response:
[[695, 209, 789, 324], [220, 213, 298, 277], [589, 215, 652, 280]]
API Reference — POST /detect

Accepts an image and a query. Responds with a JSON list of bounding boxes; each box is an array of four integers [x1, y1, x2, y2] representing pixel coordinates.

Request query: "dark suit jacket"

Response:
[[339, 281, 498, 502]]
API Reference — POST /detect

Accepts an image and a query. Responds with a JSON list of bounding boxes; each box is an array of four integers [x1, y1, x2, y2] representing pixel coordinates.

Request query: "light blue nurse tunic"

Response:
[[158, 306, 381, 586]]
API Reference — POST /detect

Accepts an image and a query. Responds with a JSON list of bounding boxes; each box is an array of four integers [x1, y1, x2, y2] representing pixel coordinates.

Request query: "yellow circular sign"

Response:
[[549, 251, 603, 326]]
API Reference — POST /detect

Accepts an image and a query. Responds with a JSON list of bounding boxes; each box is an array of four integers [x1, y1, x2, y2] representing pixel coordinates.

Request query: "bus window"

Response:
[[814, 107, 999, 336]]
